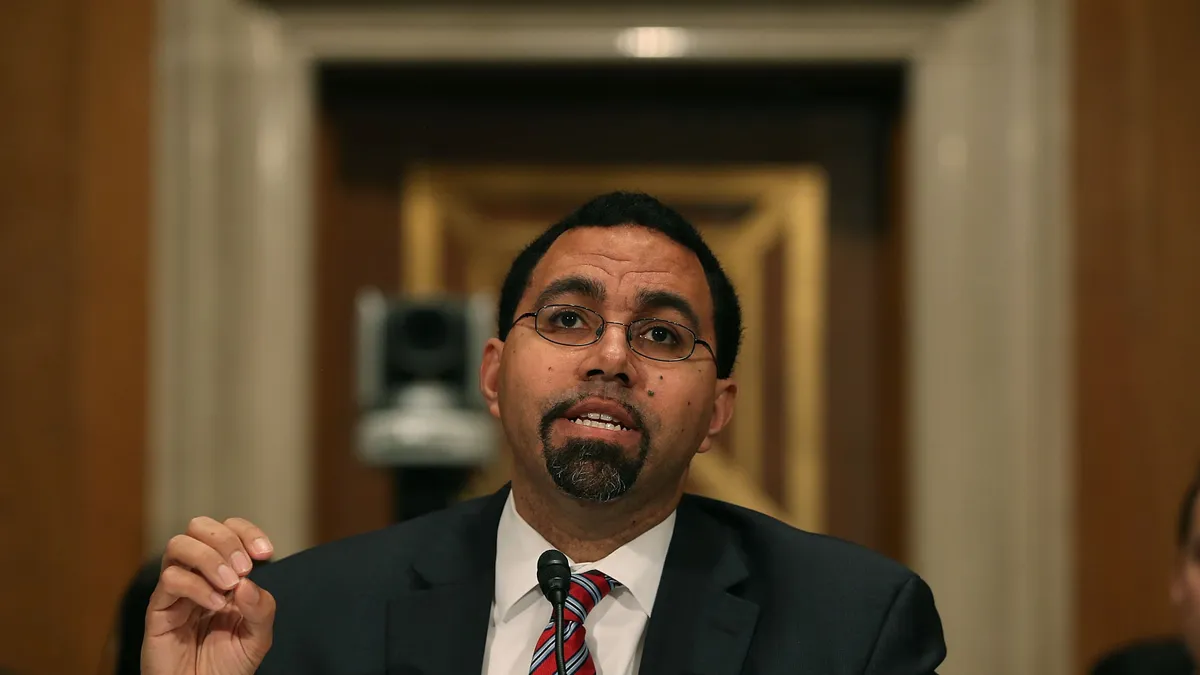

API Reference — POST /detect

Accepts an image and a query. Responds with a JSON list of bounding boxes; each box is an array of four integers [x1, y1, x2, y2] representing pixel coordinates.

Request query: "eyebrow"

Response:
[[636, 288, 702, 331], [532, 277, 703, 331], [533, 275, 607, 309]]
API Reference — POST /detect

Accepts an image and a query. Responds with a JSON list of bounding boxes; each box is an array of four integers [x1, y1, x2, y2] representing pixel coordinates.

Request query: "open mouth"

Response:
[[568, 411, 633, 432], [554, 397, 641, 438]]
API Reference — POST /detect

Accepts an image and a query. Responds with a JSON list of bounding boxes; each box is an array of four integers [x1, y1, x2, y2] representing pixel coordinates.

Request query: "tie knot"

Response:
[[563, 570, 621, 624]]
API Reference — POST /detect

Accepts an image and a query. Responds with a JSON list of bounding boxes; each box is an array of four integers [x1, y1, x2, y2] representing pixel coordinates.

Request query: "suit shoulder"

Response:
[[684, 494, 917, 586], [1090, 637, 1192, 675], [252, 493, 493, 593]]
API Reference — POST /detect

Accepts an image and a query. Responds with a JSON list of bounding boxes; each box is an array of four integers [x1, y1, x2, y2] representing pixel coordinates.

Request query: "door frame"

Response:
[[400, 164, 826, 530]]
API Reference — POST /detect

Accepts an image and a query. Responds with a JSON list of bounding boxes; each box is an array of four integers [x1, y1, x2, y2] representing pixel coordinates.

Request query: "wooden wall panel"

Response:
[[312, 118, 402, 544], [0, 1, 152, 673], [825, 226, 906, 562], [0, 6, 76, 674], [1074, 0, 1200, 668]]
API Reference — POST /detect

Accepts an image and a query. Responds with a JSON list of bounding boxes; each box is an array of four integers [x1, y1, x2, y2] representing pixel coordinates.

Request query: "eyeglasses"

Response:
[[512, 304, 715, 363]]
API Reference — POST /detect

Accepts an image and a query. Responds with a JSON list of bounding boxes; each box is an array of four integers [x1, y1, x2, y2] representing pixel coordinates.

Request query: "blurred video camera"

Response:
[[355, 289, 498, 467]]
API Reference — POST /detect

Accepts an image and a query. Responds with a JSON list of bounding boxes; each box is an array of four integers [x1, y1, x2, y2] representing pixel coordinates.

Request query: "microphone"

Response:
[[537, 549, 571, 675]]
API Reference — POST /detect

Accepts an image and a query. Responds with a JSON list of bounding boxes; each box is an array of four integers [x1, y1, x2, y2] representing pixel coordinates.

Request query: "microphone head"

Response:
[[537, 549, 571, 604]]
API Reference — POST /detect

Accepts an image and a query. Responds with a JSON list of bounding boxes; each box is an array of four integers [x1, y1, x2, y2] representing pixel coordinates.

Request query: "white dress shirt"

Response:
[[481, 492, 676, 675]]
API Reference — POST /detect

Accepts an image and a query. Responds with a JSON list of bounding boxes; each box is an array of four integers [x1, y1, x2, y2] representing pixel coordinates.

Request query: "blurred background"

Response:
[[1, 0, 1196, 674]]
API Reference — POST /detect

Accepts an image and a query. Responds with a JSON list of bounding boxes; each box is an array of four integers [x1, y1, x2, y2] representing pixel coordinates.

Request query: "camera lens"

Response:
[[401, 308, 448, 350], [383, 302, 468, 386]]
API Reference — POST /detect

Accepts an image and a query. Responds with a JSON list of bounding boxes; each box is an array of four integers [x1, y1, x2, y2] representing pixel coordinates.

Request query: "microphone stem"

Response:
[[554, 601, 568, 675]]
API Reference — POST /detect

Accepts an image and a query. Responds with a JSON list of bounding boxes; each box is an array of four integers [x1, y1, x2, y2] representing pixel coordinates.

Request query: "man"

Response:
[[1091, 469, 1200, 675], [142, 192, 946, 675]]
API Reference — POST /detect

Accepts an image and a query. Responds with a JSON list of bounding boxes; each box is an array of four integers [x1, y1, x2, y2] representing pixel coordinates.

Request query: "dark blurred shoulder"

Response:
[[681, 493, 920, 593], [681, 492, 921, 607], [249, 490, 495, 599], [1091, 638, 1193, 675]]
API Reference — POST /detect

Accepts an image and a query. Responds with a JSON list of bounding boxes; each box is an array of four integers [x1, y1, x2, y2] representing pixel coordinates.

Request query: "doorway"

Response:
[[311, 62, 909, 562]]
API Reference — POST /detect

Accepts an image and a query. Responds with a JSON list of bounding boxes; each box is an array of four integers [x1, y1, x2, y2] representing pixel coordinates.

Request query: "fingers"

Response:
[[233, 578, 276, 662], [151, 565, 228, 612], [144, 565, 228, 637], [164, 533, 243, 592], [152, 516, 273, 614], [160, 517, 273, 596], [223, 517, 274, 561], [144, 516, 279, 666], [186, 516, 260, 576], [234, 578, 276, 633]]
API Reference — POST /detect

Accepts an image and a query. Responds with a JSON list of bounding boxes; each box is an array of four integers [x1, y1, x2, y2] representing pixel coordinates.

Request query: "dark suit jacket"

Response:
[[1091, 638, 1194, 675], [252, 487, 945, 675]]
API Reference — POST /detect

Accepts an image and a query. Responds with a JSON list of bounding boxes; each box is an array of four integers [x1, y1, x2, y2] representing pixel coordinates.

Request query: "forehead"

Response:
[[527, 225, 710, 304]]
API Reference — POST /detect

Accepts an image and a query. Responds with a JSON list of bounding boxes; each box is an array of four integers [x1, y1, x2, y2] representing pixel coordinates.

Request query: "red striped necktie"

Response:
[[528, 569, 622, 675]]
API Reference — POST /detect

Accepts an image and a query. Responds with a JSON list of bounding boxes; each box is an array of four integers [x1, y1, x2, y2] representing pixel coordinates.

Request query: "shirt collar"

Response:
[[493, 490, 676, 622]]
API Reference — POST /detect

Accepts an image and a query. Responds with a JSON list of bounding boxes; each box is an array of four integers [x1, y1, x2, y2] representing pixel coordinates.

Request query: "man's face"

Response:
[[480, 225, 737, 505], [1173, 498, 1200, 658]]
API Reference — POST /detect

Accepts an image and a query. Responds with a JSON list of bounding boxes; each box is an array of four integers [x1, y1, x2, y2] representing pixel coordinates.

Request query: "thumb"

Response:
[[233, 578, 276, 663]]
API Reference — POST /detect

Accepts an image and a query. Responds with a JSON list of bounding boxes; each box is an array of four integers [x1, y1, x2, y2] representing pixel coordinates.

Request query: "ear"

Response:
[[698, 378, 737, 454], [479, 337, 505, 419]]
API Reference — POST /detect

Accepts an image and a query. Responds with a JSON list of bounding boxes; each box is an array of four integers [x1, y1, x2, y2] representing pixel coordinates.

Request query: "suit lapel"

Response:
[[386, 486, 509, 675], [639, 497, 759, 675]]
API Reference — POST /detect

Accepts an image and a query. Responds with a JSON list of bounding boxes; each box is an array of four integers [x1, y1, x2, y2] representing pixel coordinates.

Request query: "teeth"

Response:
[[584, 412, 615, 422], [571, 418, 626, 431]]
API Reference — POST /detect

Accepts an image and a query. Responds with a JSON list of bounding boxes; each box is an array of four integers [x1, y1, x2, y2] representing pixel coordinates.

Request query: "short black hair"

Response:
[[496, 191, 742, 379], [1179, 467, 1200, 548]]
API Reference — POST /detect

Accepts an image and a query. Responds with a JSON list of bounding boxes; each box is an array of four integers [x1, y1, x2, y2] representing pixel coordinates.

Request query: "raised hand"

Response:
[[142, 517, 276, 675]]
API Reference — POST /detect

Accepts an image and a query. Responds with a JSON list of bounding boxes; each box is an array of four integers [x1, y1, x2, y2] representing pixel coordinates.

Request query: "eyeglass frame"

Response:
[[511, 303, 716, 363]]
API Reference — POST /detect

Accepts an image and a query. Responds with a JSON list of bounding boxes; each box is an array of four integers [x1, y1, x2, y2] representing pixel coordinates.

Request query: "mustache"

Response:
[[539, 392, 647, 434]]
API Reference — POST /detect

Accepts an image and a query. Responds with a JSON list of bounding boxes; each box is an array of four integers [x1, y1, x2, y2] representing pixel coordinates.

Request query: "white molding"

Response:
[[908, 0, 1072, 673], [151, 0, 314, 558], [283, 8, 944, 61], [152, 1, 1072, 672]]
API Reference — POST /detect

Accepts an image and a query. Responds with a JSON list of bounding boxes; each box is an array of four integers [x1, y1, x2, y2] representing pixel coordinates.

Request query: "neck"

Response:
[[510, 476, 682, 563]]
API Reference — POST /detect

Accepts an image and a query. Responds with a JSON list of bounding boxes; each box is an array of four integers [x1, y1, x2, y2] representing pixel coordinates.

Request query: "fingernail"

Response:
[[243, 579, 260, 604], [232, 550, 252, 575], [251, 537, 272, 556], [217, 564, 239, 588], [209, 592, 227, 610]]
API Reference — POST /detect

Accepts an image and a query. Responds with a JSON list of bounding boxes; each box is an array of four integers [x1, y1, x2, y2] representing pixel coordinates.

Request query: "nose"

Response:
[[579, 322, 638, 387]]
